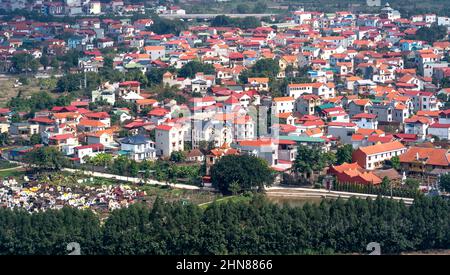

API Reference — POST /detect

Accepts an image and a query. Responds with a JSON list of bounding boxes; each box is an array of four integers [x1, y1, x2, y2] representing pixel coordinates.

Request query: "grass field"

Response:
[[0, 168, 26, 179], [198, 194, 253, 209], [0, 159, 19, 170], [0, 76, 42, 108]]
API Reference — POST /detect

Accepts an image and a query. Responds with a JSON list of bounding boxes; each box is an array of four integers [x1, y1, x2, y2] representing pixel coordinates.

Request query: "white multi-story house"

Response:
[[428, 123, 450, 140], [144, 46, 166, 60], [155, 124, 184, 157], [351, 113, 378, 129], [272, 97, 295, 114], [86, 129, 116, 147], [439, 110, 450, 124], [74, 144, 105, 164], [236, 139, 279, 167], [327, 122, 359, 144], [287, 82, 335, 99], [233, 115, 255, 141], [404, 117, 431, 140], [352, 141, 406, 170], [120, 135, 156, 161], [418, 92, 441, 111]]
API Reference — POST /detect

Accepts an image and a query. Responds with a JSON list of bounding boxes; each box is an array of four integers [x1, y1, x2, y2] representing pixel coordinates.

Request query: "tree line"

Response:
[[0, 195, 449, 255]]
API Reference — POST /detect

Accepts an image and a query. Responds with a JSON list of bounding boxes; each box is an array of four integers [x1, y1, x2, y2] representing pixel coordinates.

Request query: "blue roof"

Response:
[[318, 103, 335, 110], [120, 135, 149, 145]]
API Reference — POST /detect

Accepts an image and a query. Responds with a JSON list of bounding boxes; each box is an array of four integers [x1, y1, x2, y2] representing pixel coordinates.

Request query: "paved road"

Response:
[[62, 168, 201, 190], [160, 13, 274, 19], [265, 186, 415, 205], [0, 166, 23, 172], [0, 158, 419, 200]]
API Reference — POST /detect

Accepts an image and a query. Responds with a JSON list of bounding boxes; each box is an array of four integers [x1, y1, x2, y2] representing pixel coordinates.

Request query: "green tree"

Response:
[[170, 151, 186, 163], [0, 132, 9, 146], [57, 49, 82, 71], [439, 173, 450, 193], [236, 4, 250, 14], [294, 146, 333, 177], [29, 133, 42, 145], [228, 180, 241, 195], [40, 54, 49, 70], [11, 53, 39, 73], [405, 178, 420, 190], [381, 176, 391, 191], [391, 156, 401, 170], [336, 144, 354, 165], [211, 15, 233, 27], [178, 61, 215, 78], [150, 16, 187, 35], [409, 24, 447, 44], [210, 154, 274, 195], [24, 146, 67, 171], [249, 58, 280, 79], [252, 2, 268, 13], [89, 153, 113, 168]]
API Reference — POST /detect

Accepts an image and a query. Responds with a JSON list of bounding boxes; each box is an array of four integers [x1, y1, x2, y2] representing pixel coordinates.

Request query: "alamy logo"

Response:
[[366, 242, 381, 255], [367, 0, 381, 7], [67, 242, 81, 255]]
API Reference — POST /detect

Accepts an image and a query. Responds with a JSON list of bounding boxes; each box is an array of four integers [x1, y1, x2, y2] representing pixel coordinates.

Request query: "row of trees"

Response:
[[53, 60, 208, 94], [235, 2, 268, 14], [406, 24, 448, 44], [332, 180, 420, 198], [210, 15, 262, 29], [0, 195, 449, 255], [7, 91, 74, 113], [84, 154, 203, 186]]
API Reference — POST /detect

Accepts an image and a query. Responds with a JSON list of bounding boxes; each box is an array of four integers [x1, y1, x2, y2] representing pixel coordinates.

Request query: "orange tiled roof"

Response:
[[358, 141, 405, 156], [399, 147, 450, 167], [78, 119, 106, 127], [273, 97, 294, 102]]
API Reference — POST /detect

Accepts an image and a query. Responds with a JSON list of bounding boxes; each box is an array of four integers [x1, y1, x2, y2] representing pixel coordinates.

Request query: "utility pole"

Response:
[[84, 70, 87, 89]]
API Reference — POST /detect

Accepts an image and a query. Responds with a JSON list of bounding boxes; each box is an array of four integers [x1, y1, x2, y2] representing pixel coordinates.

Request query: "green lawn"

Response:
[[0, 160, 19, 170], [199, 195, 252, 209], [0, 169, 26, 179]]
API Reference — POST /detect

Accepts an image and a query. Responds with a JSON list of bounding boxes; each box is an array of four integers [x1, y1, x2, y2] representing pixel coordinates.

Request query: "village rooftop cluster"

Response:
[[0, 2, 449, 206]]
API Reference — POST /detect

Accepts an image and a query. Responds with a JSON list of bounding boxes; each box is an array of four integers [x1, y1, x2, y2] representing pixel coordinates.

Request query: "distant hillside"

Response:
[[181, 0, 450, 17]]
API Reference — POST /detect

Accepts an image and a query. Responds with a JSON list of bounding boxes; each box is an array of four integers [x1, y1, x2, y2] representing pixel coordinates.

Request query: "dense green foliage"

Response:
[[336, 144, 354, 165], [211, 15, 262, 29], [24, 146, 68, 171], [150, 16, 187, 35], [11, 53, 40, 74], [407, 24, 448, 44], [0, 196, 449, 255], [332, 181, 421, 198], [210, 155, 274, 195], [240, 58, 280, 83], [169, 151, 187, 163], [84, 156, 202, 185], [0, 207, 101, 255], [178, 61, 215, 78], [7, 91, 73, 112], [440, 173, 450, 193], [294, 145, 336, 175]]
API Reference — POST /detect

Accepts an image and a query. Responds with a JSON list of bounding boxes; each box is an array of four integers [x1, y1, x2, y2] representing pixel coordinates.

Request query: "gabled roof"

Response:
[[352, 113, 377, 119], [357, 141, 405, 156], [399, 147, 450, 167], [120, 135, 150, 145]]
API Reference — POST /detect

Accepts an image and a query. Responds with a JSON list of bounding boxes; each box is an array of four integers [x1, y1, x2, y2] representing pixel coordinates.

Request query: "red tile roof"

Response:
[[399, 147, 450, 167]]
